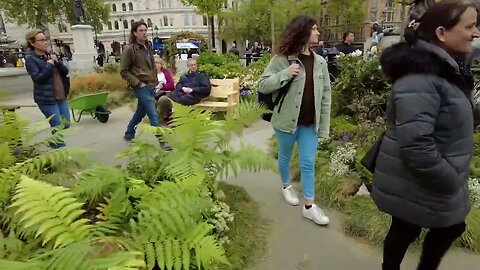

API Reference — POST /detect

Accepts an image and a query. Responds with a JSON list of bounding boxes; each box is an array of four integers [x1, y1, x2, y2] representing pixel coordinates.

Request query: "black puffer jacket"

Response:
[[372, 40, 474, 228]]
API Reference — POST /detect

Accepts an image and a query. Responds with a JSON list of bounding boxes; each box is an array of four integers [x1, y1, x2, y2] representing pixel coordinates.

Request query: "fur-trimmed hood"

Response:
[[380, 40, 473, 94], [380, 40, 460, 83]]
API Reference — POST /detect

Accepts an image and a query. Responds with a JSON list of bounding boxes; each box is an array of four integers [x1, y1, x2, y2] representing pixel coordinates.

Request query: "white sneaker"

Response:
[[303, 204, 330, 225], [282, 185, 299, 206]]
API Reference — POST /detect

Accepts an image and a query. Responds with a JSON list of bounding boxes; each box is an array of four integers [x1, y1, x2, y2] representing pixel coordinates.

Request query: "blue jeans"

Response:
[[38, 100, 71, 148], [125, 85, 160, 139], [274, 125, 318, 200]]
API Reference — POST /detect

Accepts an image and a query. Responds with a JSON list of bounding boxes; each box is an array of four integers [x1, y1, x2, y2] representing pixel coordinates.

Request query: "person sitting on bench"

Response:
[[157, 58, 211, 125]]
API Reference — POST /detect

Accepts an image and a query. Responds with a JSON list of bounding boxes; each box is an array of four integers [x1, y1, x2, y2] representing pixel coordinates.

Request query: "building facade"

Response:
[[320, 0, 407, 44], [2, 0, 218, 56]]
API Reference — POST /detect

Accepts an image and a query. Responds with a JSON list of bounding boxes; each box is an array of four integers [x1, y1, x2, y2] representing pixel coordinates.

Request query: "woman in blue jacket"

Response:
[[25, 30, 70, 148]]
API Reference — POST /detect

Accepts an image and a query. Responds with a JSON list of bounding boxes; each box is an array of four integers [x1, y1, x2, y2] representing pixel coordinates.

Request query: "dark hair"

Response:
[[278, 15, 317, 55], [405, 0, 476, 45], [129, 21, 148, 43], [342, 31, 354, 42]]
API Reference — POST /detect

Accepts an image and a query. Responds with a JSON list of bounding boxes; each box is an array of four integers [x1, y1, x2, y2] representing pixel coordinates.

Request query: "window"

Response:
[[160, 0, 170, 8], [122, 3, 126, 11], [140, 18, 145, 23], [107, 21, 112, 30], [386, 0, 393, 8], [203, 15, 208, 26], [58, 23, 63, 33], [168, 0, 172, 8], [371, 0, 378, 9], [170, 18, 173, 26], [147, 18, 152, 27], [123, 20, 128, 29], [184, 15, 190, 26], [114, 21, 119, 30], [163, 16, 168, 26], [385, 11, 394, 22], [131, 19, 135, 27], [129, 2, 133, 10], [191, 15, 196, 26], [112, 4, 116, 12], [98, 24, 103, 31]]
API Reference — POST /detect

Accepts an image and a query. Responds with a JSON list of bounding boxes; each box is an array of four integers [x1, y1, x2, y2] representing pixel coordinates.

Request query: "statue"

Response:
[[72, 0, 87, 24]]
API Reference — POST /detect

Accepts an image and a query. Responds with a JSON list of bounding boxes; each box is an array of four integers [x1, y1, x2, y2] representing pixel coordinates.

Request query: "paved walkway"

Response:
[[6, 93, 480, 270]]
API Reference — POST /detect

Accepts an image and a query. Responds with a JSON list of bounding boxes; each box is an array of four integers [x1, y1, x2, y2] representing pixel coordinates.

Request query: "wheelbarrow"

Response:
[[68, 92, 111, 123]]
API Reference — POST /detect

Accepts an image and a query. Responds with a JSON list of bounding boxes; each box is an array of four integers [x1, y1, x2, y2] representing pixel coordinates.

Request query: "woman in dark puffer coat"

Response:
[[372, 1, 480, 269]]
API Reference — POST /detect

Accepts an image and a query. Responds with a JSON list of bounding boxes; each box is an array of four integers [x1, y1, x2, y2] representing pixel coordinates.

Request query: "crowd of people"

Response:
[[21, 0, 480, 269]]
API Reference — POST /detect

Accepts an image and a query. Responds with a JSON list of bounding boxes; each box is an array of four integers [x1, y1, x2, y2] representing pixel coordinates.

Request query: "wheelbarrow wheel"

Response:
[[95, 106, 110, 123]]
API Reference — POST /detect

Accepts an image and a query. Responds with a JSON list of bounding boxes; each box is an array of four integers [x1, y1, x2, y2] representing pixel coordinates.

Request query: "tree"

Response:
[[182, 0, 226, 49], [326, 0, 365, 33], [0, 0, 109, 32], [219, 0, 324, 48]]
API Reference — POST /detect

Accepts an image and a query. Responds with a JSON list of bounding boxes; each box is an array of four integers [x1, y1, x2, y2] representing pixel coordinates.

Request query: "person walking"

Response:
[[120, 21, 170, 150], [373, 1, 480, 269], [257, 15, 332, 226], [25, 29, 71, 148]]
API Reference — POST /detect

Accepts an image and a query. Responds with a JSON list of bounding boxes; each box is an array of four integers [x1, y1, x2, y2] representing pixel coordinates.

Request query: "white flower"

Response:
[[469, 177, 480, 209], [329, 143, 357, 177]]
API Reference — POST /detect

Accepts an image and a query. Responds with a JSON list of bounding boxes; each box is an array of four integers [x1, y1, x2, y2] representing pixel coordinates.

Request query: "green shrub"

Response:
[[69, 73, 132, 108], [343, 196, 390, 246]]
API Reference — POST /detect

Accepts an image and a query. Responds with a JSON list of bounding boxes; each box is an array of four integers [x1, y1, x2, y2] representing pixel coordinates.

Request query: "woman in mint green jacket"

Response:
[[257, 15, 332, 226]]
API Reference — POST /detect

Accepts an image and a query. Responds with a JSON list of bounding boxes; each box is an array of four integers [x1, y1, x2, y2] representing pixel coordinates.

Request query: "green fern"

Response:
[[130, 176, 229, 269], [73, 165, 125, 202], [10, 176, 90, 248]]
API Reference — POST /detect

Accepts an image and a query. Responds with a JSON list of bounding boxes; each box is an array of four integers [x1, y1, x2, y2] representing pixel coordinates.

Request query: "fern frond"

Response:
[[223, 100, 268, 134], [0, 143, 15, 169], [10, 176, 90, 248], [216, 143, 277, 180], [91, 251, 145, 270], [73, 165, 126, 202], [42, 240, 93, 270], [14, 147, 91, 178], [195, 235, 229, 269], [0, 259, 43, 270]]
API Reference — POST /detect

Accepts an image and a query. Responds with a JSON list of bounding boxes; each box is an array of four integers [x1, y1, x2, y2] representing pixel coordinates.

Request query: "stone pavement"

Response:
[[5, 92, 480, 270]]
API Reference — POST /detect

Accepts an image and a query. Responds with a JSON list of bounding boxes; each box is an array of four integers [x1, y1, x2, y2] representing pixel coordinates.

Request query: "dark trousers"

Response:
[[383, 217, 466, 270]]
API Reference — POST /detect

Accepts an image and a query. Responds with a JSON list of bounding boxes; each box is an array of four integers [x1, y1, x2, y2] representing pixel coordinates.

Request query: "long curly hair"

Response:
[[278, 15, 317, 56]]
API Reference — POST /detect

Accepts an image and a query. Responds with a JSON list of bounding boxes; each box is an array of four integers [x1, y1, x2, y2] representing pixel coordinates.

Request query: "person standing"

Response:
[[374, 1, 480, 269], [257, 15, 332, 226], [120, 21, 170, 150], [335, 31, 356, 55], [25, 29, 70, 149]]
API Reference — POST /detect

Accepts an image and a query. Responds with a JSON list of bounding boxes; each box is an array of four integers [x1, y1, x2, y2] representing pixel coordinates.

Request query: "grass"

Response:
[[217, 182, 271, 270]]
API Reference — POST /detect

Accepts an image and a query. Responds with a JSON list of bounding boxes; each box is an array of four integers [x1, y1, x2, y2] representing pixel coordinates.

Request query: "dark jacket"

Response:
[[171, 71, 211, 102], [25, 51, 70, 105], [372, 40, 474, 228], [335, 43, 356, 55], [120, 41, 158, 88]]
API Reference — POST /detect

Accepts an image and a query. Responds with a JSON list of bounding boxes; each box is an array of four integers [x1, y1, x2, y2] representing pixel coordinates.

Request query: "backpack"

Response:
[[258, 59, 297, 122]]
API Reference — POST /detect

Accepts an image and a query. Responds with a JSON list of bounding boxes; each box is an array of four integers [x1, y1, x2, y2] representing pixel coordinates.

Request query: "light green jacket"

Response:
[[257, 53, 332, 137]]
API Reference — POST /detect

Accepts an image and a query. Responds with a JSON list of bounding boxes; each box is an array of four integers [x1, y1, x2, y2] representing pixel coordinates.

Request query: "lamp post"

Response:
[[119, 16, 126, 44]]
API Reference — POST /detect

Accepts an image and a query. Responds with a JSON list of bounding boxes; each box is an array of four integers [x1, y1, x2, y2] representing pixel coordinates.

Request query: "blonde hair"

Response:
[[154, 56, 167, 69], [25, 29, 44, 50]]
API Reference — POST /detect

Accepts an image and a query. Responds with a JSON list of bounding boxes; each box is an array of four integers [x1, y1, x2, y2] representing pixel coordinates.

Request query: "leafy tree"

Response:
[[326, 0, 365, 33], [181, 0, 226, 48], [219, 0, 324, 47], [0, 0, 109, 31]]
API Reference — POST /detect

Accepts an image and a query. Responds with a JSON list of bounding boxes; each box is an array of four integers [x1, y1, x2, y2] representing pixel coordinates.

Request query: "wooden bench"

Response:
[[194, 78, 240, 117]]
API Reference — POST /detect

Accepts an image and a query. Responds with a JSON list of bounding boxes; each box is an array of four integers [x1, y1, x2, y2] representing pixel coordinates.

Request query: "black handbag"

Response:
[[361, 132, 385, 173]]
